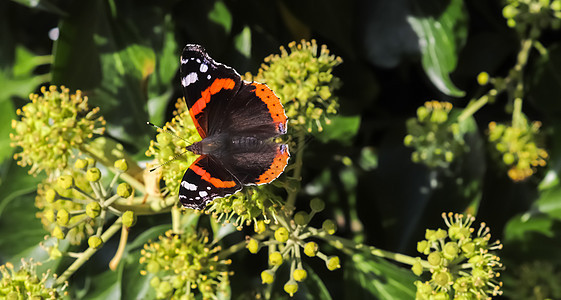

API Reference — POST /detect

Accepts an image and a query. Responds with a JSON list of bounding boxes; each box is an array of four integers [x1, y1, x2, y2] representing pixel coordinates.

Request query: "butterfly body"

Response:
[[178, 44, 289, 210]]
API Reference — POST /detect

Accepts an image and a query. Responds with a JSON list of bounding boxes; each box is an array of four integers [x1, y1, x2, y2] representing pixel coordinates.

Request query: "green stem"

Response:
[[309, 228, 431, 269], [457, 95, 490, 122], [55, 217, 123, 285], [512, 97, 523, 129], [286, 131, 306, 209], [171, 205, 182, 234]]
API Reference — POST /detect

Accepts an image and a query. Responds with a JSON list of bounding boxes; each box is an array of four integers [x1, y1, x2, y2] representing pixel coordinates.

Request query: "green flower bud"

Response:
[[269, 251, 283, 266], [275, 227, 290, 243], [56, 209, 69, 226], [432, 270, 452, 287], [114, 159, 128, 172], [322, 219, 337, 235], [158, 281, 173, 297], [149, 276, 161, 287], [86, 168, 101, 182], [88, 236, 103, 249], [45, 189, 57, 203], [122, 211, 136, 228], [428, 251, 443, 266], [294, 211, 309, 226], [117, 182, 133, 198], [304, 241, 319, 257], [86, 201, 102, 218], [74, 159, 88, 169], [52, 226, 65, 239], [247, 238, 259, 254], [284, 280, 299, 296], [326, 256, 340, 271], [261, 270, 275, 284], [293, 268, 307, 281], [310, 198, 325, 212], [86, 157, 96, 167], [435, 228, 448, 239], [411, 261, 424, 276], [442, 242, 459, 260], [44, 209, 55, 223], [146, 261, 160, 274], [57, 175, 74, 190], [477, 72, 489, 85], [417, 240, 430, 255]]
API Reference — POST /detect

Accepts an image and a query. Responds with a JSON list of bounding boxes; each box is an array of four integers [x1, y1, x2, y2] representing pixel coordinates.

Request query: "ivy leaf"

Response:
[[408, 0, 467, 97]]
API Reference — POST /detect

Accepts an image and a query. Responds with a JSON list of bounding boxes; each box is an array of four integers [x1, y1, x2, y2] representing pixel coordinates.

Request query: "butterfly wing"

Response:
[[179, 155, 242, 210], [224, 143, 290, 186], [180, 44, 242, 138]]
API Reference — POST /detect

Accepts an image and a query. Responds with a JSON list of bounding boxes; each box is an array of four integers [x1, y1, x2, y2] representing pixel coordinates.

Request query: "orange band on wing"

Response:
[[252, 83, 287, 125], [256, 145, 290, 185], [189, 78, 236, 117], [190, 163, 237, 188]]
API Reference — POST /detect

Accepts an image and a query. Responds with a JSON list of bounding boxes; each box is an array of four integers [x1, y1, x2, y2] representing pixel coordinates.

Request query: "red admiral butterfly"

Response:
[[178, 44, 289, 210]]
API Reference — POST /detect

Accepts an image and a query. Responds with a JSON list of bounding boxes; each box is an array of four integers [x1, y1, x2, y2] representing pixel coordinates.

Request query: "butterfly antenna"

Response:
[[149, 149, 190, 172], [146, 121, 189, 143]]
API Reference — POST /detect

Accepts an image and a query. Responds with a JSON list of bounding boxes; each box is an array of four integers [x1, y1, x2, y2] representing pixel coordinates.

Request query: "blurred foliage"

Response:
[[2, 0, 561, 299]]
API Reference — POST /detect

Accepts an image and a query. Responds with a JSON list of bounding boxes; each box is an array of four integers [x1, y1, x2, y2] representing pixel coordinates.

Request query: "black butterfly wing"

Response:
[[180, 44, 242, 138], [224, 143, 290, 186], [179, 155, 242, 210]]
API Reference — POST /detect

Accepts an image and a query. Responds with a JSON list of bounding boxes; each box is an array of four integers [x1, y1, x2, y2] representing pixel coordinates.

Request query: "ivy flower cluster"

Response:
[[247, 39, 342, 133], [487, 116, 547, 181], [246, 199, 340, 297], [10, 86, 106, 176], [139, 229, 232, 299], [36, 158, 134, 250], [503, 0, 561, 37], [0, 259, 66, 299], [404, 101, 467, 168], [413, 213, 503, 299]]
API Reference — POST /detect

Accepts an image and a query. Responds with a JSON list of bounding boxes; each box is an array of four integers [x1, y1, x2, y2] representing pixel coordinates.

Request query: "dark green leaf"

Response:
[[503, 213, 555, 242]]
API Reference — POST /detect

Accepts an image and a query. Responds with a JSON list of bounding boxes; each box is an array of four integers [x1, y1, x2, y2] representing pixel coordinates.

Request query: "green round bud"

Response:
[[56, 209, 69, 226], [261, 270, 274, 284], [274, 227, 290, 243], [86, 202, 102, 218], [322, 219, 337, 235], [147, 261, 161, 274], [404, 134, 414, 146], [477, 72, 489, 85], [114, 159, 128, 172], [45, 189, 57, 203], [86, 157, 96, 167], [74, 159, 88, 169], [149, 276, 160, 287], [117, 182, 133, 198], [442, 242, 459, 260], [310, 198, 325, 212], [304, 242, 319, 257], [411, 261, 423, 276], [52, 226, 65, 239], [326, 256, 340, 271], [432, 270, 452, 287], [417, 240, 430, 255], [44, 209, 55, 223], [284, 280, 299, 296], [122, 211, 137, 228], [269, 251, 283, 266], [293, 268, 307, 281], [88, 236, 103, 249], [247, 238, 260, 254], [428, 251, 443, 266], [435, 228, 448, 239], [293, 211, 308, 226], [158, 281, 173, 295], [461, 241, 475, 257], [86, 168, 101, 182], [503, 152, 515, 165], [254, 220, 267, 233], [57, 175, 74, 190]]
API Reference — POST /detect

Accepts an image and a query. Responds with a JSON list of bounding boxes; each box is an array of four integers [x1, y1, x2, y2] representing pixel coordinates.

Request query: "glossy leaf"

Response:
[[408, 0, 467, 97]]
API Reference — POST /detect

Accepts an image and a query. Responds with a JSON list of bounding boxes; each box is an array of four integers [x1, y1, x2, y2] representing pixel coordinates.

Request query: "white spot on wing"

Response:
[[207, 186, 211, 190], [200, 64, 208, 73], [199, 191, 208, 197], [207, 74, 211, 80], [180, 57, 189, 64], [181, 72, 198, 87], [181, 181, 197, 191]]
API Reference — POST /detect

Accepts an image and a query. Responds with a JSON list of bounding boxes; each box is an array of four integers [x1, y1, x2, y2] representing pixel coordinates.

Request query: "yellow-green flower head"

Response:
[[405, 101, 466, 169], [35, 169, 97, 245], [10, 86, 106, 176], [146, 98, 199, 199], [414, 212, 503, 299], [503, 0, 561, 36], [487, 117, 548, 181], [248, 39, 343, 133], [0, 260, 64, 299], [139, 229, 230, 299], [206, 185, 285, 229]]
